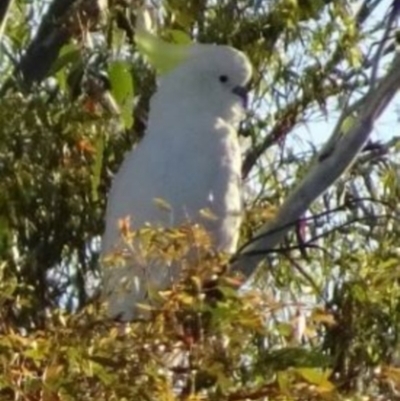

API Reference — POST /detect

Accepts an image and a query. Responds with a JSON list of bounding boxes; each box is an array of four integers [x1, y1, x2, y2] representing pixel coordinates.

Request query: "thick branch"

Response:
[[5, 0, 106, 91], [16, 0, 78, 88], [232, 51, 400, 278]]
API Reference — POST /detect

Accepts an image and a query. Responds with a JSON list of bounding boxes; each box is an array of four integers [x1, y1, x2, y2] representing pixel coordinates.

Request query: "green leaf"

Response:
[[108, 61, 134, 129], [51, 44, 82, 92], [164, 29, 192, 45], [50, 43, 81, 75], [262, 348, 331, 369], [135, 12, 191, 74]]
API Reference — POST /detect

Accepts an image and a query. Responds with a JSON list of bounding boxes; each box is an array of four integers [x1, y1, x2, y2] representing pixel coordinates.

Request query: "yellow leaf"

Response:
[[295, 368, 335, 392], [43, 364, 64, 383], [341, 114, 356, 135], [277, 371, 291, 394], [153, 197, 172, 212], [199, 208, 218, 221]]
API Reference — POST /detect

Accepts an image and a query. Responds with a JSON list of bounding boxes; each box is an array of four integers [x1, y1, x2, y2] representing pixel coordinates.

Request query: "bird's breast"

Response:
[[104, 116, 242, 254]]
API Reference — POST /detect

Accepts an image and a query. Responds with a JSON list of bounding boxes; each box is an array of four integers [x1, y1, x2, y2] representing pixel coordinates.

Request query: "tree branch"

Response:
[[241, 0, 383, 179], [0, 0, 13, 43], [3, 0, 106, 92], [15, 0, 79, 89], [232, 50, 400, 279]]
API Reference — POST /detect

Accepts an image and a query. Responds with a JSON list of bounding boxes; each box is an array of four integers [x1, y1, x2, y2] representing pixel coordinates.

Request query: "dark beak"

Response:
[[232, 86, 248, 108]]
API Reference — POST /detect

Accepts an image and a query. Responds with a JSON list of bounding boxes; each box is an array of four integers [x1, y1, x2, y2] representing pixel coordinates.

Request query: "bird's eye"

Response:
[[219, 75, 229, 83]]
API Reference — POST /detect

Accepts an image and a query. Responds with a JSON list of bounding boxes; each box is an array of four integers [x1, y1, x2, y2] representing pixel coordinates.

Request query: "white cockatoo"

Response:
[[101, 22, 252, 321]]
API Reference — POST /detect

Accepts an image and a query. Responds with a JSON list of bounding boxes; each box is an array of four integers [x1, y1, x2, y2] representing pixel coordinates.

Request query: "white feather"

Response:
[[101, 44, 252, 320]]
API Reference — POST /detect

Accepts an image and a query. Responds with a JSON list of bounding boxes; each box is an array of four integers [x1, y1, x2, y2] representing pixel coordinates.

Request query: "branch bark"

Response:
[[3, 0, 106, 92], [16, 0, 79, 89], [232, 50, 400, 278]]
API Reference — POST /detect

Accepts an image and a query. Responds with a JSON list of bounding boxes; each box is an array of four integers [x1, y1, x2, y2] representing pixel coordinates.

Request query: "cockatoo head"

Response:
[[134, 17, 252, 124], [156, 44, 252, 124]]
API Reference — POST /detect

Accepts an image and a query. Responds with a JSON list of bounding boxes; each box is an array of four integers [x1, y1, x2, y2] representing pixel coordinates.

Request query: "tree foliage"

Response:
[[1, 0, 400, 399]]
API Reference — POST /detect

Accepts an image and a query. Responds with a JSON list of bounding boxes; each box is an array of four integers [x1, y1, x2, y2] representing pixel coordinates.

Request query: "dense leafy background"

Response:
[[0, 0, 400, 399]]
